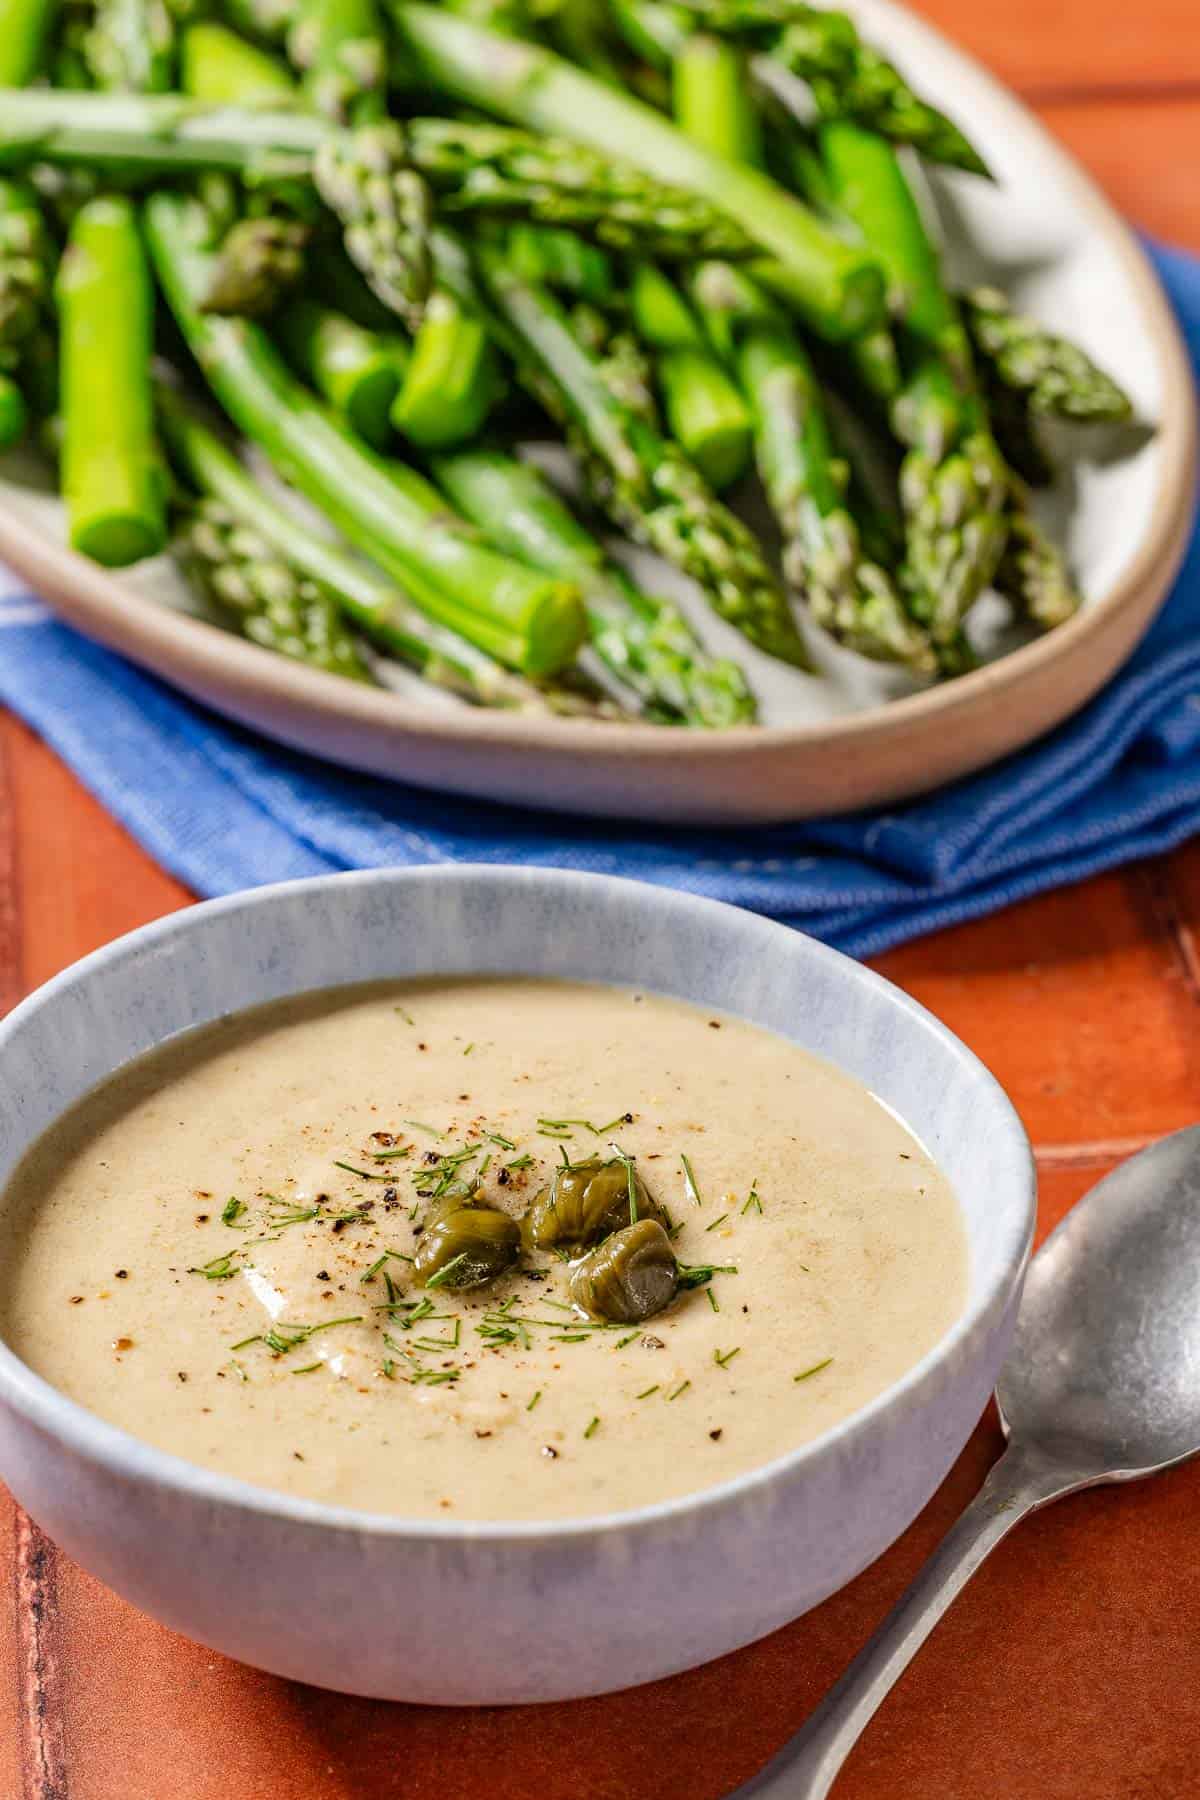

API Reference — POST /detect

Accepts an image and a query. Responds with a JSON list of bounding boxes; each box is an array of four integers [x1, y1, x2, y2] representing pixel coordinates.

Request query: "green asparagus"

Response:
[[276, 297, 407, 447], [200, 213, 311, 316], [57, 196, 166, 565], [390, 3, 885, 340], [145, 189, 586, 675], [671, 31, 763, 166], [963, 286, 1133, 423], [181, 21, 299, 100], [820, 121, 1007, 641], [505, 223, 614, 303], [629, 261, 752, 490], [473, 237, 809, 665], [431, 445, 756, 723], [994, 494, 1079, 632], [0, 0, 57, 83], [287, 0, 388, 123], [391, 286, 498, 447], [609, 0, 987, 174], [0, 373, 26, 446], [84, 0, 178, 92], [160, 396, 586, 708], [0, 178, 52, 367]]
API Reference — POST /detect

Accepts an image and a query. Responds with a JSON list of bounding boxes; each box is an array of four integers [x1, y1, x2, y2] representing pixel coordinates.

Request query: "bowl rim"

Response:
[[0, 0, 1193, 782], [0, 867, 1036, 1542]]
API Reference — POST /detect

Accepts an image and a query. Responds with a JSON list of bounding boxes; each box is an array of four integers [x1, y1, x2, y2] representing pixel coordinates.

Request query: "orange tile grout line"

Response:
[[1016, 77, 1200, 107]]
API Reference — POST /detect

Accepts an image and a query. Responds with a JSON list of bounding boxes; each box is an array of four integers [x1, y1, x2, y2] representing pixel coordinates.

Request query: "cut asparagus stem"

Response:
[[276, 298, 408, 448], [391, 286, 498, 448], [84, 0, 178, 92], [180, 22, 299, 102], [145, 190, 586, 676], [0, 0, 56, 84], [288, 0, 388, 123], [962, 286, 1134, 423], [389, 3, 885, 340], [671, 32, 763, 165], [431, 445, 756, 724], [56, 196, 166, 566], [629, 263, 752, 489], [159, 394, 572, 709], [819, 120, 1008, 642], [471, 235, 809, 666]]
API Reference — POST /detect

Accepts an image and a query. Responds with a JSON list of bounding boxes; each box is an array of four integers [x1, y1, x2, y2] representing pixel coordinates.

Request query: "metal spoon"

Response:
[[732, 1124, 1200, 1799]]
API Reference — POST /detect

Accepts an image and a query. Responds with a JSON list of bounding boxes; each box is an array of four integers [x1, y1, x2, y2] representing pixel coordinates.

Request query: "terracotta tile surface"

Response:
[[3, 6, 1200, 1791]]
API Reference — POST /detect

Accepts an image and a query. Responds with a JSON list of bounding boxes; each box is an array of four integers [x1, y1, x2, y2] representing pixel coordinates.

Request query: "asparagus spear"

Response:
[[994, 494, 1079, 632], [179, 496, 374, 679], [287, 0, 388, 123], [389, 3, 884, 340], [0, 0, 57, 83], [0, 178, 53, 366], [506, 224, 615, 303], [276, 297, 408, 447], [628, 261, 752, 490], [145, 189, 585, 675], [181, 21, 299, 101], [160, 395, 579, 709], [84, 0, 178, 92], [200, 213, 311, 317], [671, 31, 763, 165], [391, 286, 498, 448], [819, 121, 1008, 643], [608, 0, 987, 174], [57, 196, 166, 566], [962, 286, 1133, 423], [472, 237, 809, 666], [431, 445, 756, 724]]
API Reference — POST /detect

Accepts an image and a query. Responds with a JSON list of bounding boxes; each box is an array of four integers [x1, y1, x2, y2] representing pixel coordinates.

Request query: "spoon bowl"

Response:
[[999, 1125, 1200, 1477]]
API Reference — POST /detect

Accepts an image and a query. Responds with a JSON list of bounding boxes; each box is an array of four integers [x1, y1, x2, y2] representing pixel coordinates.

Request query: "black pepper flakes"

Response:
[[115, 1269, 129, 1279], [709, 1429, 723, 1441], [541, 1445, 558, 1459], [316, 1269, 331, 1281]]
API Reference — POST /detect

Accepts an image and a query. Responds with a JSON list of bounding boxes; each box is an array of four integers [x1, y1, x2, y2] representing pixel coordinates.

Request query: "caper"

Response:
[[568, 1219, 679, 1324], [521, 1155, 661, 1252], [414, 1204, 520, 1289]]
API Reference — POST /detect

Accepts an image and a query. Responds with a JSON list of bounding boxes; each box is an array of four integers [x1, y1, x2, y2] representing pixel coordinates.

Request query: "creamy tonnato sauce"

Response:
[[0, 979, 966, 1521]]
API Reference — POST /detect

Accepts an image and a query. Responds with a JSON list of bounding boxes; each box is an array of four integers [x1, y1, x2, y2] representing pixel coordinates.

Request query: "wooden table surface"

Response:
[[3, 6, 1200, 1794]]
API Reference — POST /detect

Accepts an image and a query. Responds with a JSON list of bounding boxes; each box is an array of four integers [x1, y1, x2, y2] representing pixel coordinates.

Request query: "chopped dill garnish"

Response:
[[424, 1252, 468, 1290], [526, 1389, 542, 1411], [412, 1318, 461, 1351], [226, 1359, 249, 1382], [485, 1131, 516, 1151], [677, 1261, 738, 1289], [409, 1368, 460, 1386], [333, 1160, 390, 1182], [370, 1146, 412, 1161], [505, 1153, 533, 1171], [553, 1332, 591, 1344], [793, 1358, 833, 1383], [636, 1384, 659, 1399], [463, 1042, 475, 1056], [537, 1126, 572, 1139], [188, 1252, 240, 1281], [221, 1197, 246, 1227], [714, 1347, 741, 1368], [666, 1380, 691, 1401], [706, 1288, 720, 1314], [614, 1331, 640, 1349], [403, 1119, 443, 1138], [230, 1333, 262, 1352], [291, 1361, 322, 1375], [360, 1248, 413, 1283], [681, 1153, 701, 1207], [705, 1213, 729, 1233], [542, 1299, 574, 1314], [741, 1181, 763, 1216], [381, 1359, 396, 1380], [394, 1006, 415, 1025], [478, 1153, 491, 1179], [583, 1415, 600, 1439]]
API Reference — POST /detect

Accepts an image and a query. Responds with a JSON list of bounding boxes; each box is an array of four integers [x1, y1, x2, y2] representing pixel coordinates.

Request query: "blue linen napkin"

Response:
[[1, 244, 1197, 961]]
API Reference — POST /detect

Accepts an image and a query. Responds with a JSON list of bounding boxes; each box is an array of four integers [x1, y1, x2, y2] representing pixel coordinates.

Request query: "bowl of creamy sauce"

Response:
[[0, 867, 1033, 1703]]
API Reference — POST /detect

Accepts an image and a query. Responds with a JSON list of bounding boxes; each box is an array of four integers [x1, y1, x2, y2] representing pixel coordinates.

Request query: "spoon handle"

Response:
[[730, 1442, 1067, 1799]]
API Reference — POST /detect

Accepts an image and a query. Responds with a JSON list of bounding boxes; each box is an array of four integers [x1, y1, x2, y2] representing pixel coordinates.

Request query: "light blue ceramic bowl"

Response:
[[0, 868, 1035, 1703]]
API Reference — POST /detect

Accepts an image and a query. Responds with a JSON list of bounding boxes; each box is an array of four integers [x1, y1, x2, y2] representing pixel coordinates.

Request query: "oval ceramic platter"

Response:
[[0, 0, 1194, 826]]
